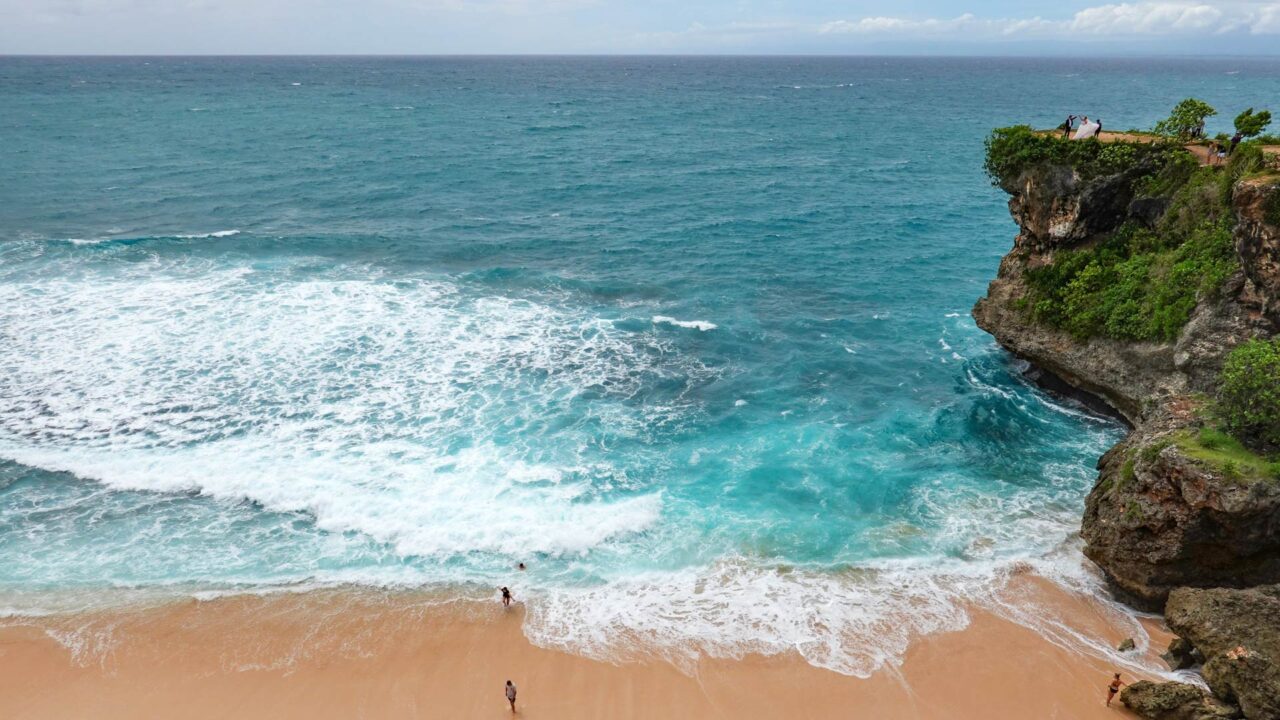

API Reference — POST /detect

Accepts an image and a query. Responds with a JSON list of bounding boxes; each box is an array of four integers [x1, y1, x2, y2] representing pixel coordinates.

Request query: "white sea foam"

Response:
[[0, 264, 712, 560], [524, 547, 1173, 679], [652, 315, 717, 331], [174, 229, 240, 238]]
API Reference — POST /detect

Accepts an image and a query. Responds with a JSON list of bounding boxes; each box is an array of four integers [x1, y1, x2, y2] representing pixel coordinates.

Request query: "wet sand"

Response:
[[0, 578, 1171, 719]]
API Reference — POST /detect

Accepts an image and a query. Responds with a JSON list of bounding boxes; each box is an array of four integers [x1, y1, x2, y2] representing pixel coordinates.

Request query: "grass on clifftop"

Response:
[[985, 126, 1261, 343], [1174, 427, 1280, 482]]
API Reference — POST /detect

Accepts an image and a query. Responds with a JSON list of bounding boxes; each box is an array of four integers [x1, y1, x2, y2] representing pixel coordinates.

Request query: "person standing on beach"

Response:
[[505, 680, 518, 712], [1106, 673, 1126, 706], [501, 586, 513, 608]]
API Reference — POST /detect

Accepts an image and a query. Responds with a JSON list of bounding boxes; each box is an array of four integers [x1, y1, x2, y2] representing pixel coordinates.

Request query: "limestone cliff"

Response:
[[973, 144, 1280, 609]]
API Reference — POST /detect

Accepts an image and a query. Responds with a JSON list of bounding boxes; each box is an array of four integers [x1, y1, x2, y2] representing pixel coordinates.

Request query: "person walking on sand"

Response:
[[501, 586, 513, 608], [505, 680, 518, 713], [1106, 673, 1126, 707]]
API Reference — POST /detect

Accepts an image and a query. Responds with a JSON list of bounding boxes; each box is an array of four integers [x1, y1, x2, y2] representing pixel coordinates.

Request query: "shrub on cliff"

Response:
[[1220, 339, 1280, 450]]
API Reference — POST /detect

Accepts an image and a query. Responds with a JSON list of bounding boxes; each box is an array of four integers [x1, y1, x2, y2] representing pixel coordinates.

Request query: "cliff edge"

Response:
[[973, 128, 1280, 610]]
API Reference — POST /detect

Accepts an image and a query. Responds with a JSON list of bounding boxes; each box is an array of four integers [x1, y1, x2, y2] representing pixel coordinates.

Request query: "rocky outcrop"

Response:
[[1234, 177, 1280, 323], [1082, 425, 1280, 609], [1121, 680, 1240, 720], [998, 161, 1155, 253], [973, 157, 1280, 607], [1166, 585, 1280, 720]]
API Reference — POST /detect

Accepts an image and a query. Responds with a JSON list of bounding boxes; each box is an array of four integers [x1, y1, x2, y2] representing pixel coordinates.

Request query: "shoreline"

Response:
[[0, 576, 1176, 719]]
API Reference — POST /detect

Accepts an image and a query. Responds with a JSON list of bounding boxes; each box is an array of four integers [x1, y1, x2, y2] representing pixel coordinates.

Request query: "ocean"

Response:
[[2, 56, 1279, 675]]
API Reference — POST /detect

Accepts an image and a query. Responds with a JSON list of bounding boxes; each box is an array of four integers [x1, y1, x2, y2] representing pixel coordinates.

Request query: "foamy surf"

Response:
[[55, 230, 240, 245], [524, 548, 1178, 680], [175, 230, 240, 238], [652, 315, 717, 331]]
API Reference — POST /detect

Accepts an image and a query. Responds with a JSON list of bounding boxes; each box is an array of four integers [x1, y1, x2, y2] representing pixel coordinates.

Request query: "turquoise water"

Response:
[[2, 57, 1279, 673]]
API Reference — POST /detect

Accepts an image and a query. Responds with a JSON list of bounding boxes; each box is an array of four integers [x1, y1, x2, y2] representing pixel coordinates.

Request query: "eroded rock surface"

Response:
[[1121, 680, 1240, 720], [1166, 585, 1280, 720]]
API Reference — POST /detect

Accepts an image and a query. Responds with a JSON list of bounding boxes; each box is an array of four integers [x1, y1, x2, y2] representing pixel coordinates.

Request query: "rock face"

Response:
[[1163, 637, 1202, 671], [1121, 680, 1241, 720], [1166, 585, 1280, 720], [973, 157, 1280, 608], [1233, 177, 1280, 323], [1081, 425, 1280, 609]]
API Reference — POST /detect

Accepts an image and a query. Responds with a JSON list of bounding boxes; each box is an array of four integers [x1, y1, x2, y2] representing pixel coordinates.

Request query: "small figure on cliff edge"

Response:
[[1063, 114, 1078, 139], [1106, 673, 1126, 707], [506, 679, 518, 713]]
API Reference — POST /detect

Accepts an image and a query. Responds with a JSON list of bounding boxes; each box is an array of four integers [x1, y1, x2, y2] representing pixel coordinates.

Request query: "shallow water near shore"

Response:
[[3, 56, 1280, 675]]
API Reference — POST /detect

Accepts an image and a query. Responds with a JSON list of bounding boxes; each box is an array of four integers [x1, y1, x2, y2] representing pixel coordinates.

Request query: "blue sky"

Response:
[[2, 1, 1280, 54]]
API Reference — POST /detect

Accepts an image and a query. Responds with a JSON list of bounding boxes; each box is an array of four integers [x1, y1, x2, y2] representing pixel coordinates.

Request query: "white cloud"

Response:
[[821, 2, 1280, 38], [1069, 3, 1225, 33]]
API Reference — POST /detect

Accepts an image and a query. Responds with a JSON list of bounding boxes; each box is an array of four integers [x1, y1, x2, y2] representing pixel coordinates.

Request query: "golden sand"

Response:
[[0, 577, 1169, 719]]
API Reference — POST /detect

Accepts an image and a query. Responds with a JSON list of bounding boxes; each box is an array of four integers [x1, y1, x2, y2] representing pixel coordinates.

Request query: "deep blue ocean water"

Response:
[[3, 56, 1279, 673]]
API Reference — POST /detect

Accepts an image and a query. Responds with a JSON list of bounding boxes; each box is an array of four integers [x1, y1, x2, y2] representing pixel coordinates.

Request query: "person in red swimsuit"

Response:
[[1106, 673, 1126, 706]]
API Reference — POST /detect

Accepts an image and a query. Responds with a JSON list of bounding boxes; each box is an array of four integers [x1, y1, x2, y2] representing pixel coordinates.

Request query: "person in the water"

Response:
[[1106, 673, 1126, 706], [505, 680, 518, 712], [500, 586, 513, 607]]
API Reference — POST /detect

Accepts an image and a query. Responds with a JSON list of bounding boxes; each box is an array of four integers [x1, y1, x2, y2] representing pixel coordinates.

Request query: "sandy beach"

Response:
[[0, 576, 1173, 719]]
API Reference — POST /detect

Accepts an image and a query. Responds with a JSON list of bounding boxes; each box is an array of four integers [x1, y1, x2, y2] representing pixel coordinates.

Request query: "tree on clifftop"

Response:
[[1234, 108, 1273, 138], [1154, 98, 1217, 140]]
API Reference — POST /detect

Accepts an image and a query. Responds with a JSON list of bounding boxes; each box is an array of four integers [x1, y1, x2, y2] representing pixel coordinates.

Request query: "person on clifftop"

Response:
[[1063, 114, 1077, 139], [1106, 673, 1126, 707]]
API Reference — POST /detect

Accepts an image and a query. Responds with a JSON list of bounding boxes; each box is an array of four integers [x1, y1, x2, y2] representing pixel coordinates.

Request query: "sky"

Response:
[[2, 1, 1280, 55]]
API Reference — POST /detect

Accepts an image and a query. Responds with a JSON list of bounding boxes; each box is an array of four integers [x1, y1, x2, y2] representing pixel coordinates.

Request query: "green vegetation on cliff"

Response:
[[1174, 428, 1280, 482], [983, 125, 1179, 187], [1220, 338, 1280, 451], [1023, 162, 1237, 341], [983, 124, 1270, 342]]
